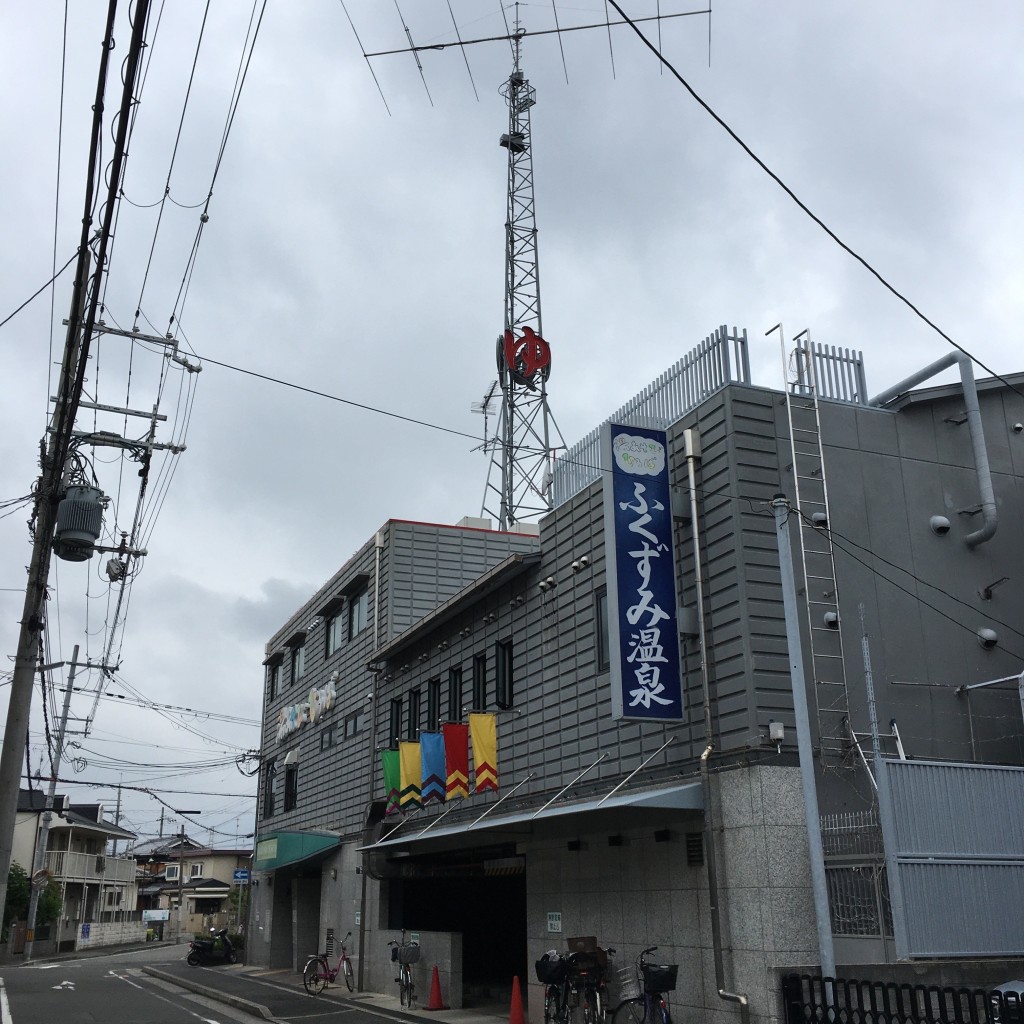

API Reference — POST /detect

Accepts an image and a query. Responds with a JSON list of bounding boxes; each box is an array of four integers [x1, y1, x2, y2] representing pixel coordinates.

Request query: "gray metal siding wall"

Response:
[[258, 522, 539, 840], [816, 388, 1024, 778], [879, 758, 1024, 957], [386, 522, 539, 638]]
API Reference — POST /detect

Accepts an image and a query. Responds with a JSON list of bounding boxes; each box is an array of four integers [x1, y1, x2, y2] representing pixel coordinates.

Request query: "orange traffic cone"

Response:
[[425, 964, 447, 1011], [509, 976, 525, 1024]]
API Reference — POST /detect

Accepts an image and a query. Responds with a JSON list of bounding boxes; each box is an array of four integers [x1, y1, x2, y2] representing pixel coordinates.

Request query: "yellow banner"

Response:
[[469, 712, 498, 793], [399, 741, 422, 810]]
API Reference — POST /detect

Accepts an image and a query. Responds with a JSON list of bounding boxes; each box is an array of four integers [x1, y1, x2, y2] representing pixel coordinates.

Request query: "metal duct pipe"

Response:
[[687, 431, 749, 1024], [869, 352, 996, 548]]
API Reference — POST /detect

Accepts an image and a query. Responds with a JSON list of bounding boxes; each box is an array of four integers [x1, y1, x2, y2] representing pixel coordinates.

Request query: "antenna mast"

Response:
[[481, 19, 563, 530]]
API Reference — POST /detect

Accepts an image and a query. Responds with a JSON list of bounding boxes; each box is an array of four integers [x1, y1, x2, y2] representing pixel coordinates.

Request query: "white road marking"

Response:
[[52, 980, 75, 990], [20, 964, 61, 970], [0, 978, 12, 1024], [115, 972, 225, 1023]]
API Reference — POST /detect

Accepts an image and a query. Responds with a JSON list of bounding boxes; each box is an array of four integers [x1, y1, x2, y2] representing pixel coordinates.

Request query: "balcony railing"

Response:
[[44, 850, 136, 885]]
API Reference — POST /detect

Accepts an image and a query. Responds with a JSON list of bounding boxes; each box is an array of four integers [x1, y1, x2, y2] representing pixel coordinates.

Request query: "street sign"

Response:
[[233, 869, 250, 884]]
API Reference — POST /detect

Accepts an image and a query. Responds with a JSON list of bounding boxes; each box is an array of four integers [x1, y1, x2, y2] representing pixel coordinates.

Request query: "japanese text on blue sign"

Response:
[[602, 424, 684, 721]]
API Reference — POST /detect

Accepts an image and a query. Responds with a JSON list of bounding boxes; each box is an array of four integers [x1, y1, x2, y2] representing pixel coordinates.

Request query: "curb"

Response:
[[142, 965, 275, 1020]]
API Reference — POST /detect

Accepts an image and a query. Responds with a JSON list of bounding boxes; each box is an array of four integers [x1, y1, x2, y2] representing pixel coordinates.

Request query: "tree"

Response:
[[3, 863, 29, 937], [37, 878, 63, 925]]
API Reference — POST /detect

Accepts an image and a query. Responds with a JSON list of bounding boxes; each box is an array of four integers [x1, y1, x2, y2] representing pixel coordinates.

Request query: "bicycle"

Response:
[[536, 951, 569, 1024], [611, 947, 677, 1024], [388, 929, 420, 1007], [567, 945, 614, 1024], [302, 930, 355, 995]]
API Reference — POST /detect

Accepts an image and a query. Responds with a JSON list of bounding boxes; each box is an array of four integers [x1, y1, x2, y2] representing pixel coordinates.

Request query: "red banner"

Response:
[[442, 722, 469, 800]]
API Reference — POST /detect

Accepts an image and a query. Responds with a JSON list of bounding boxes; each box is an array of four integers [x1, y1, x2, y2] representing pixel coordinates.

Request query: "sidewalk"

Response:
[[143, 960, 511, 1024]]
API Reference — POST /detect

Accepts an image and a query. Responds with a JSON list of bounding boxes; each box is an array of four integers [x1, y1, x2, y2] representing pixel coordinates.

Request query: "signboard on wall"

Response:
[[601, 422, 684, 721], [143, 909, 170, 922]]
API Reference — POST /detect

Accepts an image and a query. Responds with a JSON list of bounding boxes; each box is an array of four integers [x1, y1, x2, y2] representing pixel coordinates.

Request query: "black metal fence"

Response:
[[782, 973, 1024, 1024]]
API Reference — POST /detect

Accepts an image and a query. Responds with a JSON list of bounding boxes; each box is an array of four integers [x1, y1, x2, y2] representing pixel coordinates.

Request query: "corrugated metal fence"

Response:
[[878, 758, 1024, 958], [551, 325, 751, 506]]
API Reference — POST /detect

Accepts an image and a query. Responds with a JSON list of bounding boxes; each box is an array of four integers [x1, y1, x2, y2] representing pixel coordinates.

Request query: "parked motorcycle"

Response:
[[186, 927, 237, 966]]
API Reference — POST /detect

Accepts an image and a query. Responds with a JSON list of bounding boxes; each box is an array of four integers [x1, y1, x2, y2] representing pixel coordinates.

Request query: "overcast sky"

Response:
[[0, 1, 1020, 848]]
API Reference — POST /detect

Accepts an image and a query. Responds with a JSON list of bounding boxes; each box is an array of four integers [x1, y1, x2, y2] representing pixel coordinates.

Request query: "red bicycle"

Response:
[[303, 930, 354, 995]]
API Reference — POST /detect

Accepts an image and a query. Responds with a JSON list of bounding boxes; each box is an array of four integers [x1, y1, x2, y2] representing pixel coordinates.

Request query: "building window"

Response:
[[448, 666, 463, 723], [320, 725, 335, 751], [407, 688, 421, 740], [344, 710, 366, 738], [165, 864, 180, 882], [284, 763, 298, 811], [262, 757, 276, 819], [596, 588, 609, 673], [348, 586, 369, 640], [190, 863, 203, 879], [389, 698, 402, 746], [495, 639, 514, 709], [472, 653, 488, 711], [290, 643, 306, 686], [326, 609, 344, 657], [266, 661, 280, 702], [427, 678, 441, 729]]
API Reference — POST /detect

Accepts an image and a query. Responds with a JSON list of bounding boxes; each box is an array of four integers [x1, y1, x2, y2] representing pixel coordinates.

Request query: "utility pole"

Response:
[[23, 647, 79, 961], [772, 494, 836, 979], [0, 0, 151, 927], [174, 812, 200, 944]]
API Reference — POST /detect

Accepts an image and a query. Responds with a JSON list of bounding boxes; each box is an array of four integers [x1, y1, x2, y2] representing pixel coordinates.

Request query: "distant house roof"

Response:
[[130, 836, 252, 861], [17, 789, 135, 840]]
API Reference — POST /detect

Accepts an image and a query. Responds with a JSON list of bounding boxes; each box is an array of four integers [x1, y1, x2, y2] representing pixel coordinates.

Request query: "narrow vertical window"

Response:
[[407, 688, 421, 740], [348, 586, 369, 640], [284, 763, 298, 811], [595, 588, 609, 672], [389, 698, 402, 746], [472, 653, 488, 711], [290, 643, 306, 686], [427, 678, 441, 730], [326, 609, 344, 657], [262, 757, 276, 819], [448, 666, 463, 723], [495, 639, 514, 709]]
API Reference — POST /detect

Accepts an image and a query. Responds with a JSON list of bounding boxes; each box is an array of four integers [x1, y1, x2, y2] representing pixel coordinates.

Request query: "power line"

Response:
[[604, 0, 1023, 403], [194, 351, 486, 444], [0, 251, 80, 333]]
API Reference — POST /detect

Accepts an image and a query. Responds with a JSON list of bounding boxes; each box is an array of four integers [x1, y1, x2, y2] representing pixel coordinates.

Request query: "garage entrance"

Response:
[[387, 846, 527, 1007]]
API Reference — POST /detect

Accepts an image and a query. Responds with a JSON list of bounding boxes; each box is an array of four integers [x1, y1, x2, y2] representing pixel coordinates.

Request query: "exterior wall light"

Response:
[[977, 627, 999, 649]]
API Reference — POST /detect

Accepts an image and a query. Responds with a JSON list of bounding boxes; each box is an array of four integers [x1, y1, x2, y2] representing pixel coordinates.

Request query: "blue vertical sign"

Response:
[[601, 423, 684, 721]]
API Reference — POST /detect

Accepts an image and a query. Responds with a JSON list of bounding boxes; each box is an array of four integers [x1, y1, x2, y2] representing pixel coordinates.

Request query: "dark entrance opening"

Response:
[[388, 845, 527, 1008]]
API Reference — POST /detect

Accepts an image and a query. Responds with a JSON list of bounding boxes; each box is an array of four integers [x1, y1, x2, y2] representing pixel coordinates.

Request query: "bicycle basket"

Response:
[[567, 950, 603, 979], [535, 955, 567, 985], [615, 964, 640, 1001], [398, 944, 421, 965], [641, 963, 678, 994]]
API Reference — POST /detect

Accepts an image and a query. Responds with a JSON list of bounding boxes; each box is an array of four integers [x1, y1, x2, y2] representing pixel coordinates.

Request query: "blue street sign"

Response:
[[233, 869, 250, 884]]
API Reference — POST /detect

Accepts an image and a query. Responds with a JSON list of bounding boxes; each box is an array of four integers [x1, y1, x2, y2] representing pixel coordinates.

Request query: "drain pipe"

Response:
[[869, 351, 996, 548], [686, 431, 750, 1024]]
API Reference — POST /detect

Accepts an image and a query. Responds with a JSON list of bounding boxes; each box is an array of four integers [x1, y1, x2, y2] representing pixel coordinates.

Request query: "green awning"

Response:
[[254, 830, 340, 871]]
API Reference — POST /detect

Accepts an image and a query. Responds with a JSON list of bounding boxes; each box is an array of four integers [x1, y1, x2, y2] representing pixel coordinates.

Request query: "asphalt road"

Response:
[[0, 944, 367, 1024]]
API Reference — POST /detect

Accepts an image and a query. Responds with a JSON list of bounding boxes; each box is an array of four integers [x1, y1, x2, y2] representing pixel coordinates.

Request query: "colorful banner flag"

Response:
[[443, 722, 469, 800], [381, 749, 400, 816], [420, 732, 446, 804], [399, 741, 422, 811], [470, 712, 498, 793]]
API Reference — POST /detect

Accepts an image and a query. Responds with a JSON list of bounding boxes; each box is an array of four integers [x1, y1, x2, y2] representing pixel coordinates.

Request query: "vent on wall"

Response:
[[685, 832, 704, 866]]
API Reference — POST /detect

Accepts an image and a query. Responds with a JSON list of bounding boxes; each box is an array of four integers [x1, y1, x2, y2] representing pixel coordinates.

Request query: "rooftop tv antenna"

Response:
[[481, 18, 564, 530]]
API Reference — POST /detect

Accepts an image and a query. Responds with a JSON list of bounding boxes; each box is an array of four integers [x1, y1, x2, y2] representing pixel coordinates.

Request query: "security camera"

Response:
[[578, 555, 590, 568], [929, 515, 951, 536], [571, 560, 581, 573], [1013, 423, 1024, 434], [365, 692, 374, 702], [538, 580, 549, 592]]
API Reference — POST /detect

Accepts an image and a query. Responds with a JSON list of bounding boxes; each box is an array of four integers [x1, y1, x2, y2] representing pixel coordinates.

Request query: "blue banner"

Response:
[[420, 731, 447, 804], [601, 423, 684, 721]]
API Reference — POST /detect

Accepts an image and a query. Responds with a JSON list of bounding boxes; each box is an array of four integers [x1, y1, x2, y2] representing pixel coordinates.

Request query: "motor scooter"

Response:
[[186, 927, 237, 966]]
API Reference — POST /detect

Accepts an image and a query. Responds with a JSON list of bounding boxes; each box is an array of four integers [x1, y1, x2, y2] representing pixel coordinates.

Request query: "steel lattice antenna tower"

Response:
[[481, 24, 563, 530]]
